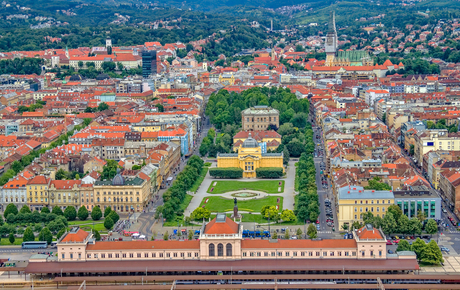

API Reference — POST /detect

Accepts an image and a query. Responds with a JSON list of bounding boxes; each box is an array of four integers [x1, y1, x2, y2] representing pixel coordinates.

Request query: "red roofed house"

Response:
[[233, 130, 281, 151]]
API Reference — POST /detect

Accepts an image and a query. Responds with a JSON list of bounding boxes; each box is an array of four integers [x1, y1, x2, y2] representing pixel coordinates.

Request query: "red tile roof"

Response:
[[204, 217, 239, 235], [242, 239, 357, 249], [61, 229, 89, 243], [86, 240, 200, 250]]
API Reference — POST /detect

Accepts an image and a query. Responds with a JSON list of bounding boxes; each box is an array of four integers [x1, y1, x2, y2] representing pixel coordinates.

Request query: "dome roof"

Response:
[[112, 173, 125, 186], [96, 73, 110, 80], [242, 133, 259, 148]]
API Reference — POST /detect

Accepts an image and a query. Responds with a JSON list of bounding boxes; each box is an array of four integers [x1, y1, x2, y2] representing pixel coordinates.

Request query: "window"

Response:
[[354, 215, 357, 219], [243, 252, 247, 257], [62, 254, 65, 259], [173, 253, 177, 258], [209, 244, 215, 257], [301, 252, 305, 257], [137, 253, 141, 258], [285, 252, 290, 256], [382, 207, 385, 212], [226, 243, 232, 256], [277, 252, 282, 256], [345, 252, 349, 256], [122, 253, 126, 258], [159, 253, 163, 258], [217, 244, 224, 256], [129, 253, 134, 258], [330, 251, 334, 256], [144, 253, 149, 258], [180, 253, 184, 258], [115, 254, 119, 258], [70, 254, 73, 259], [187, 253, 191, 258], [309, 252, 313, 257], [354, 207, 357, 212], [293, 252, 297, 257], [87, 254, 91, 258], [316, 252, 320, 256], [323, 252, 327, 256], [166, 253, 170, 258], [101, 254, 105, 258], [271, 252, 276, 257]]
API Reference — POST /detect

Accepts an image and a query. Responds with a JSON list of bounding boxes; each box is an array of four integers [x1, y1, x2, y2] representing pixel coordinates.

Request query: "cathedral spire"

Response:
[[328, 11, 337, 34]]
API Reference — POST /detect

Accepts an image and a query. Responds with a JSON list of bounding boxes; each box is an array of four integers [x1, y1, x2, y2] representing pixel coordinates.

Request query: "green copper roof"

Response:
[[336, 50, 370, 62]]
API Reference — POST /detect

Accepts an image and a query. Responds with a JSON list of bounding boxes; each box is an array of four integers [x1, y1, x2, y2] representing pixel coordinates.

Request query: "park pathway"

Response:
[[185, 162, 297, 216]]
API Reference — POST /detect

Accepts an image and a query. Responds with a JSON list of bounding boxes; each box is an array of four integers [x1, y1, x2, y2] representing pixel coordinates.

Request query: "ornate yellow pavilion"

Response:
[[216, 133, 284, 178]]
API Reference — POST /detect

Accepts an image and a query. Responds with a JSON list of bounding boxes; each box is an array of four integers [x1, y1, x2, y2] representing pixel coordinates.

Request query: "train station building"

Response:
[[25, 213, 419, 276]]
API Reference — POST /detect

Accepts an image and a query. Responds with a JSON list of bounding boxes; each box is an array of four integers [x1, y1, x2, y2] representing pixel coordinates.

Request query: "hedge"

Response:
[[256, 167, 284, 178], [209, 167, 243, 178]]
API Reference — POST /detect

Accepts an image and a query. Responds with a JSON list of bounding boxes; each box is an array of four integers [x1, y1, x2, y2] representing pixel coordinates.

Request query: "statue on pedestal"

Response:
[[231, 197, 241, 219]]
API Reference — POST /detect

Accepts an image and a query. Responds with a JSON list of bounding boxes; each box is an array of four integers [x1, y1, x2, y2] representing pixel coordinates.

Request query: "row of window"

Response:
[[354, 200, 390, 204], [97, 192, 140, 195], [97, 197, 139, 202], [246, 117, 277, 122], [242, 251, 357, 257], [82, 252, 200, 259], [354, 207, 386, 213], [355, 214, 384, 219]]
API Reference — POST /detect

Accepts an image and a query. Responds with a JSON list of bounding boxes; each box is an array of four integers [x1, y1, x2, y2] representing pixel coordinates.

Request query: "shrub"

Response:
[[104, 216, 114, 230], [91, 206, 102, 221], [77, 206, 89, 221], [209, 167, 243, 178], [256, 167, 283, 178]]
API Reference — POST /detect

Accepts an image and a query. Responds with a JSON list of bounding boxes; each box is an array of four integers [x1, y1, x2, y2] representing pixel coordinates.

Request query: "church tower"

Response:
[[325, 11, 338, 66]]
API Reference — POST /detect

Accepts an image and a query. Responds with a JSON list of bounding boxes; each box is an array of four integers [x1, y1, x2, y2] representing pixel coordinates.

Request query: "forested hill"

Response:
[[0, 0, 272, 52]]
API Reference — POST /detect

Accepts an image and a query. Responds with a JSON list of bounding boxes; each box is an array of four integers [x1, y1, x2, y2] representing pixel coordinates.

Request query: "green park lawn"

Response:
[[68, 220, 104, 226], [207, 180, 284, 194], [200, 196, 283, 213]]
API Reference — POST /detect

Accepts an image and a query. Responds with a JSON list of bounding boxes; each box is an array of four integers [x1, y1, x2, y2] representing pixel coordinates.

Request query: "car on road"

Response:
[[316, 224, 321, 230], [440, 246, 450, 253], [386, 240, 393, 245], [443, 208, 447, 213], [394, 239, 400, 244], [388, 250, 394, 254], [316, 219, 320, 224]]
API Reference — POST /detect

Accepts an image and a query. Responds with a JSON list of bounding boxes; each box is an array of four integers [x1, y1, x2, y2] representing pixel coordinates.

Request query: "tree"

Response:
[[104, 216, 114, 230], [291, 113, 308, 128], [104, 206, 112, 218], [155, 103, 164, 112], [94, 230, 101, 241], [408, 218, 422, 235], [280, 209, 296, 222], [11, 161, 23, 174], [425, 219, 438, 235], [108, 211, 120, 224], [411, 238, 426, 260], [382, 212, 398, 235], [417, 210, 427, 223], [55, 168, 67, 180], [107, 46, 112, 55], [261, 205, 279, 221], [8, 232, 15, 244], [398, 214, 410, 234], [51, 205, 64, 216], [341, 223, 349, 231], [296, 228, 303, 239], [387, 205, 403, 222], [164, 231, 169, 241], [64, 206, 77, 221], [191, 207, 211, 220], [38, 227, 53, 244], [307, 223, 317, 239], [421, 240, 444, 265], [77, 206, 89, 221], [188, 230, 193, 240], [19, 205, 31, 214], [56, 228, 66, 240], [41, 207, 50, 214], [284, 230, 290, 239], [23, 227, 35, 242], [397, 239, 411, 252], [283, 147, 290, 165], [4, 203, 18, 219], [91, 206, 102, 221], [97, 102, 109, 111]]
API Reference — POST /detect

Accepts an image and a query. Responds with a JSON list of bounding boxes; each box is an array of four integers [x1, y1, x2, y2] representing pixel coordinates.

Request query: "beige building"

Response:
[[241, 106, 279, 130], [49, 180, 81, 210], [93, 172, 150, 213], [414, 129, 460, 165], [55, 214, 413, 264]]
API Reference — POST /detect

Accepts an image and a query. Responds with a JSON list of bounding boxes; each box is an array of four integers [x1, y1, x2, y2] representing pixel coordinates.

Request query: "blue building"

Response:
[[158, 130, 189, 155]]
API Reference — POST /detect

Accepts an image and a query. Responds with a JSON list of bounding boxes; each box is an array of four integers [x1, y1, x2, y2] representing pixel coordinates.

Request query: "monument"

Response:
[[231, 197, 241, 220]]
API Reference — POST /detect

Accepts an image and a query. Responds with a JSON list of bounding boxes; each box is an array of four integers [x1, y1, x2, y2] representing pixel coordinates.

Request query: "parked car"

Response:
[[440, 246, 450, 253], [386, 240, 393, 245], [388, 250, 393, 254], [394, 239, 400, 244]]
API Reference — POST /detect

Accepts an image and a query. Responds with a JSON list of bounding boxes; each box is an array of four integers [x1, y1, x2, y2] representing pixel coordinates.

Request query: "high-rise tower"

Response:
[[325, 11, 338, 66]]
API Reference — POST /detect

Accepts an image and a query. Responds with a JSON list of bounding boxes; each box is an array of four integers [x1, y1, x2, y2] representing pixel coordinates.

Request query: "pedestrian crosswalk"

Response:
[[318, 231, 332, 234]]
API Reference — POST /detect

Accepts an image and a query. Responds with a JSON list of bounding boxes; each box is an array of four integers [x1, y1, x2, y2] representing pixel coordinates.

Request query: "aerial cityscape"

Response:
[[1, 0, 460, 288]]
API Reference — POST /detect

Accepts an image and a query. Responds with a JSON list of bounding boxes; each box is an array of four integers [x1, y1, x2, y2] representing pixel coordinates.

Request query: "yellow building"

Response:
[[217, 134, 283, 178], [338, 186, 394, 230], [232, 130, 281, 152], [27, 176, 50, 211], [218, 73, 235, 86], [93, 172, 151, 213]]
